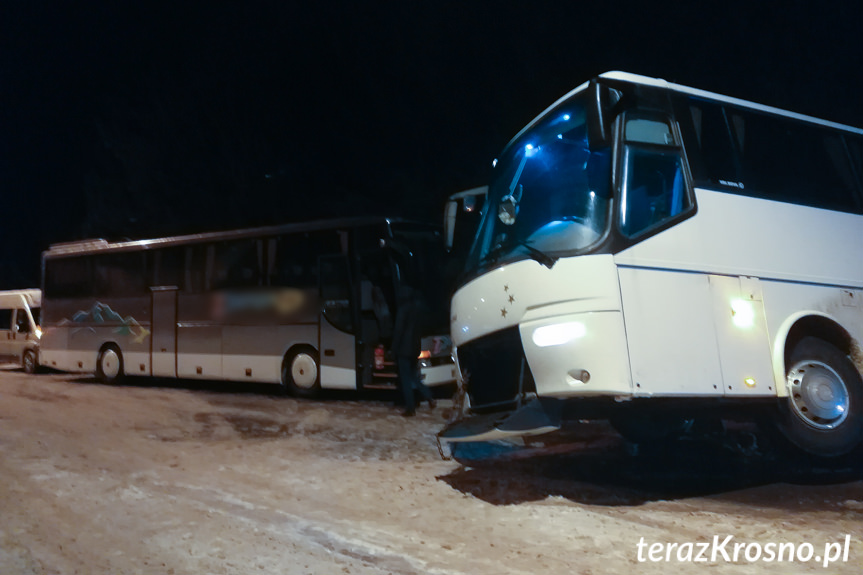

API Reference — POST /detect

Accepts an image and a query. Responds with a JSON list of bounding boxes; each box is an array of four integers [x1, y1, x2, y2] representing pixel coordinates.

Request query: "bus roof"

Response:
[[599, 71, 863, 135], [44, 216, 432, 257], [505, 71, 863, 154]]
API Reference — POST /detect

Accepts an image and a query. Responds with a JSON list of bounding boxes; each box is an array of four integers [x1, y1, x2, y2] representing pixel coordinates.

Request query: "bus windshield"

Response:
[[465, 94, 612, 274]]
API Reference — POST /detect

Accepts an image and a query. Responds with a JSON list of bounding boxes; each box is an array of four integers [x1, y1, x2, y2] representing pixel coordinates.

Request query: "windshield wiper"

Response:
[[481, 240, 557, 269], [519, 241, 557, 268]]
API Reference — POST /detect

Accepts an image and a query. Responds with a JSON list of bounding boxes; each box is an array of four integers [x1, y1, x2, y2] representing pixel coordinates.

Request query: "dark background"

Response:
[[2, 1, 862, 288]]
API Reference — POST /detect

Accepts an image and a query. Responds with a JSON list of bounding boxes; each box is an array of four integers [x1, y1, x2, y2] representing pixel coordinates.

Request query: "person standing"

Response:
[[392, 284, 434, 416]]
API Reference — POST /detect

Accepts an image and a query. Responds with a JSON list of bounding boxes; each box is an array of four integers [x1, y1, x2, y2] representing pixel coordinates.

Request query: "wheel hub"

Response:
[[101, 349, 121, 379], [786, 360, 849, 430], [291, 353, 318, 389]]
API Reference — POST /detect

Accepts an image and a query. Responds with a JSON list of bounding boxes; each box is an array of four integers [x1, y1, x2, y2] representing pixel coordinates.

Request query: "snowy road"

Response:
[[0, 368, 861, 574]]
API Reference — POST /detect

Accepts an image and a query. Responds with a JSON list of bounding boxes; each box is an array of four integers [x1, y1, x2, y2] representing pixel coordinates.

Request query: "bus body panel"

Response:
[[451, 255, 623, 348], [614, 189, 863, 286], [452, 255, 633, 400], [319, 312, 358, 390], [616, 267, 725, 396], [614, 189, 863, 397]]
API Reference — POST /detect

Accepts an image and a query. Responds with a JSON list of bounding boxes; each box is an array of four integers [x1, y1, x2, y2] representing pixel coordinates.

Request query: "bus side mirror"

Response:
[[588, 81, 620, 148], [444, 200, 458, 251]]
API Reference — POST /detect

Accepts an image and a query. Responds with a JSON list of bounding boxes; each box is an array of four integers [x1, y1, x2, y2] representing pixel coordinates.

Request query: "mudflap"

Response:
[[436, 397, 562, 460]]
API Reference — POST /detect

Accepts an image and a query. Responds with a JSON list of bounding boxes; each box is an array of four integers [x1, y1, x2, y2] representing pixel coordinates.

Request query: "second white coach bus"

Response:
[[440, 72, 863, 457], [40, 217, 455, 395]]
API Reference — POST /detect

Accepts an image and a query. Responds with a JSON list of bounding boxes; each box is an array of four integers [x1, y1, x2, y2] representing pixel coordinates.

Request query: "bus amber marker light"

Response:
[[730, 298, 755, 328], [532, 321, 586, 347]]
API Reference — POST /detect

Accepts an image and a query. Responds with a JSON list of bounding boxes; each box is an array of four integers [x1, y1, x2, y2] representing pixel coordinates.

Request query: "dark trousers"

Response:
[[398, 356, 431, 409]]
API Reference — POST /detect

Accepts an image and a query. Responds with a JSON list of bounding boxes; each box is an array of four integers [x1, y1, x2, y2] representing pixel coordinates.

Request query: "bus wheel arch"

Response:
[[774, 334, 863, 457], [783, 314, 856, 374], [281, 345, 321, 398], [96, 343, 125, 385]]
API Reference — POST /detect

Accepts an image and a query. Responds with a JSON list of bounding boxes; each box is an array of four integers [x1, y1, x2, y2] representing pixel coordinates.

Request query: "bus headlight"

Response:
[[531, 321, 586, 347]]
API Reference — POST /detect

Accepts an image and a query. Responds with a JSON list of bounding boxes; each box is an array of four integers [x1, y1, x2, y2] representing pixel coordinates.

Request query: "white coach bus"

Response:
[[440, 72, 863, 457], [40, 217, 455, 395]]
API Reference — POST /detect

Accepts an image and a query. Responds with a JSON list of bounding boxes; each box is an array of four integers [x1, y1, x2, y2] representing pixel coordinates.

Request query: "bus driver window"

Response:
[[620, 116, 689, 237]]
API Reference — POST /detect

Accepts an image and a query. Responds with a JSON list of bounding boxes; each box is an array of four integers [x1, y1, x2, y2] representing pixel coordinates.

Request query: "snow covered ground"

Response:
[[0, 367, 860, 574]]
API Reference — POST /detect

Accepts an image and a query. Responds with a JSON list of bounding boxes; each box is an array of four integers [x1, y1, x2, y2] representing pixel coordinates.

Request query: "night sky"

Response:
[[3, 1, 862, 288]]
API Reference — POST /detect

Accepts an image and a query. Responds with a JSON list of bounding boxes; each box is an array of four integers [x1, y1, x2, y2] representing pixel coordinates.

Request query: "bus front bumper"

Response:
[[437, 397, 562, 448]]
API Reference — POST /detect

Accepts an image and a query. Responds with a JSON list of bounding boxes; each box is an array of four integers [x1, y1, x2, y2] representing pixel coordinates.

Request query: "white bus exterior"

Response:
[[440, 72, 863, 457], [40, 218, 455, 395]]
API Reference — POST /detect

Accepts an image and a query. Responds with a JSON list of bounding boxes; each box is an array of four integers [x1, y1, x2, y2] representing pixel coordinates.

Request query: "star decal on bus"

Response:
[[500, 284, 516, 318]]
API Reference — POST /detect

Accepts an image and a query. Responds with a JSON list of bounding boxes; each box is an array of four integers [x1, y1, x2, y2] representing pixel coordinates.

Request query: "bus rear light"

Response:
[[418, 350, 431, 359]]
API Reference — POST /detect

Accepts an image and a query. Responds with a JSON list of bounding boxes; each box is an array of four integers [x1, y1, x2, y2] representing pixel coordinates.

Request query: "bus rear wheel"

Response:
[[282, 347, 320, 398], [96, 345, 124, 385], [775, 337, 863, 457]]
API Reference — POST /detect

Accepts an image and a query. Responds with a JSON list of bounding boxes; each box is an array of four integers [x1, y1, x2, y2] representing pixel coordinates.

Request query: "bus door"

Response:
[[151, 286, 178, 377], [357, 251, 397, 389], [318, 255, 357, 389]]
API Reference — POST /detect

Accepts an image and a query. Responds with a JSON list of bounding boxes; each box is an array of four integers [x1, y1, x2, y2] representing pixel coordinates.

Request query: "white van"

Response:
[[0, 289, 41, 373]]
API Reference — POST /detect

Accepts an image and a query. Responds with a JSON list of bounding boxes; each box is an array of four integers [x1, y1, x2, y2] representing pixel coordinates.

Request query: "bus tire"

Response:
[[96, 344, 125, 385], [22, 349, 38, 374], [282, 347, 320, 398], [775, 337, 863, 457]]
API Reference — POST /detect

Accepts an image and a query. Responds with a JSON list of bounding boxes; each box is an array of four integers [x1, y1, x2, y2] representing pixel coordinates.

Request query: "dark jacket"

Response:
[[391, 286, 427, 358]]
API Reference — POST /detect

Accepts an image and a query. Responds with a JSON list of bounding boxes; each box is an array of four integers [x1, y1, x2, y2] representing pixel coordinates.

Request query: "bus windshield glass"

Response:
[[465, 93, 611, 274]]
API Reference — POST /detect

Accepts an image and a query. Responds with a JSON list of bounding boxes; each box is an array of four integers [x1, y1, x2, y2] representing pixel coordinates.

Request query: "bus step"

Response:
[[364, 382, 398, 390]]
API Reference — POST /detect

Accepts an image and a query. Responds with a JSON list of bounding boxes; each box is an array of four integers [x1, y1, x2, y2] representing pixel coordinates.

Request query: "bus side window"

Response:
[[151, 248, 184, 288], [212, 240, 261, 289], [44, 257, 91, 299], [185, 246, 209, 293]]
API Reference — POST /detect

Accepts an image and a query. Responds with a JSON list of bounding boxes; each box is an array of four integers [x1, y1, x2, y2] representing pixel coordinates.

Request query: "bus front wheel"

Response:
[[775, 337, 863, 457], [282, 347, 320, 398], [23, 349, 38, 374], [97, 345, 125, 385]]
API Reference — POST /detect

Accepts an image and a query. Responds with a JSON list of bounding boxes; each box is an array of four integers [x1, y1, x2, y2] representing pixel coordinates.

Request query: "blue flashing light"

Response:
[[525, 143, 540, 157]]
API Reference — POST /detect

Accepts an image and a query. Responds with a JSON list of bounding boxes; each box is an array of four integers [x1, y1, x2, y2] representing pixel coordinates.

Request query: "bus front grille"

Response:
[[456, 327, 536, 413]]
